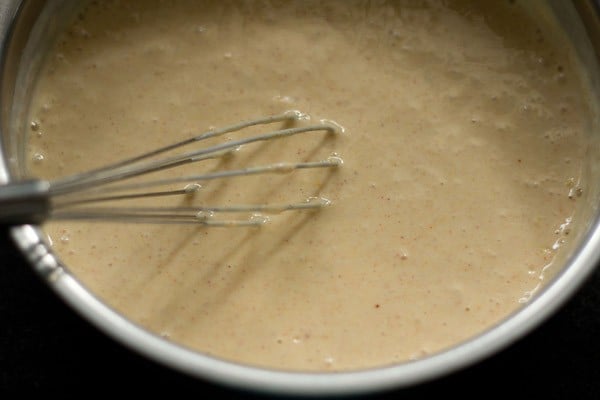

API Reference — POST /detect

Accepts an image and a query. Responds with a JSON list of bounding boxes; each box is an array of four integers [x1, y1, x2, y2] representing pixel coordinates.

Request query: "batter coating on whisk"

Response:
[[27, 0, 590, 370]]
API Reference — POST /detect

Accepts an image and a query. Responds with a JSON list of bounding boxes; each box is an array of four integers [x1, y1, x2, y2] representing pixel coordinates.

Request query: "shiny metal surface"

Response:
[[1, 1, 599, 396], [0, 179, 49, 224]]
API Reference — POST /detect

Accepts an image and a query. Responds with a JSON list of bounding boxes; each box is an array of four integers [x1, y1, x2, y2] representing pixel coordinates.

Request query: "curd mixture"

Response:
[[27, 0, 590, 371]]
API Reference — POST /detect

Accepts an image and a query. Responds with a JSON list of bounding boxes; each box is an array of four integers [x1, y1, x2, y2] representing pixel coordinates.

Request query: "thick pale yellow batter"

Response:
[[27, 0, 590, 371]]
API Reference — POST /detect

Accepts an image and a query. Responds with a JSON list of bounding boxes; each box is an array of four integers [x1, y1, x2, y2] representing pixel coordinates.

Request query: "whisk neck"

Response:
[[0, 180, 50, 224]]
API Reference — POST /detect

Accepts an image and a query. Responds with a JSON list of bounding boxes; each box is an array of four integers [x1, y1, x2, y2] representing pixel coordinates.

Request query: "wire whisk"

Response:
[[0, 110, 343, 226]]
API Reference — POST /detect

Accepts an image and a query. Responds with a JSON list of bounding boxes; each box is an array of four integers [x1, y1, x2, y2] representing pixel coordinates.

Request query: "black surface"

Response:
[[1, 225, 599, 398]]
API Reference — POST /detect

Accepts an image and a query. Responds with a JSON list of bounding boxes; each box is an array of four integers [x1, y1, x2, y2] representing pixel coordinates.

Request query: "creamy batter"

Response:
[[26, 0, 590, 371]]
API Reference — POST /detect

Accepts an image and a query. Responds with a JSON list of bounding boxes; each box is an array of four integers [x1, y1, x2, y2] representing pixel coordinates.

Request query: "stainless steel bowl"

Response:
[[1, 0, 600, 396]]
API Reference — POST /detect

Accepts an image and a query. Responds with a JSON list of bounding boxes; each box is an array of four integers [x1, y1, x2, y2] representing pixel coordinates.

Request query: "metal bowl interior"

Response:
[[1, 0, 600, 396]]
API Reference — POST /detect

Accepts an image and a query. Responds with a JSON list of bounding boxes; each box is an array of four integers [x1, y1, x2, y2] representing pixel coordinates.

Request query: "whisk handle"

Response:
[[0, 180, 51, 225]]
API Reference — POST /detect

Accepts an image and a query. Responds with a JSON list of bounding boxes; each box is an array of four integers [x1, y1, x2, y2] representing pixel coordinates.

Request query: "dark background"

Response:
[[1, 225, 599, 398]]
